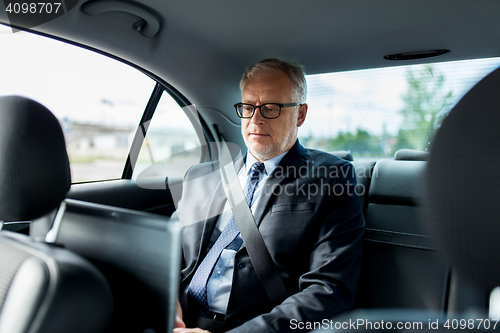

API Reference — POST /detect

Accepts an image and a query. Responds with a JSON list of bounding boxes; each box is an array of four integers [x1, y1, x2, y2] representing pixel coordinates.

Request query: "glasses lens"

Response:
[[261, 104, 280, 118], [237, 104, 254, 118]]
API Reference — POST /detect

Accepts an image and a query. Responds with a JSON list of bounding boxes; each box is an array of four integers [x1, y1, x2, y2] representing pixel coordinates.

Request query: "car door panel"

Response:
[[67, 179, 178, 216]]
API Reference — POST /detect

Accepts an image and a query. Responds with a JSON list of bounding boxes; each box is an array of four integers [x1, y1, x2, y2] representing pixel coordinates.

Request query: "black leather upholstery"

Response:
[[352, 159, 376, 212], [368, 159, 425, 206], [0, 232, 113, 333], [0, 95, 113, 333], [331, 150, 354, 161], [0, 96, 70, 221], [354, 159, 448, 310], [394, 149, 429, 161], [318, 65, 500, 333], [425, 66, 500, 290]]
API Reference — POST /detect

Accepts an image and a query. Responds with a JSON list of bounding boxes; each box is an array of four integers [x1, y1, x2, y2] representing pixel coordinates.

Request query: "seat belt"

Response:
[[217, 136, 288, 304]]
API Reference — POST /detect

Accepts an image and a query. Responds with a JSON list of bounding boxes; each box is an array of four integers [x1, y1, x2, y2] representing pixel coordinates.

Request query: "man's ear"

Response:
[[296, 103, 308, 127]]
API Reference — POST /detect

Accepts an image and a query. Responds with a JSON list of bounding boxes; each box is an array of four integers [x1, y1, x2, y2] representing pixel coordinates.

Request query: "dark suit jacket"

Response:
[[176, 140, 365, 332]]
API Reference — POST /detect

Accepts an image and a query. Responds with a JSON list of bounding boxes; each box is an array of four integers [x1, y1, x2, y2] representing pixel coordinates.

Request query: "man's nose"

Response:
[[250, 106, 265, 123]]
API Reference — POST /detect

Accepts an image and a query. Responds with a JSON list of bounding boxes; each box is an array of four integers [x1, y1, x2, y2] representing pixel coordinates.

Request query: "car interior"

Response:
[[1, 1, 500, 332]]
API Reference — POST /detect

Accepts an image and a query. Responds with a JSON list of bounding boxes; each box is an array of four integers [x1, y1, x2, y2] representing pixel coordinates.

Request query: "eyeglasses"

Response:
[[234, 102, 302, 119]]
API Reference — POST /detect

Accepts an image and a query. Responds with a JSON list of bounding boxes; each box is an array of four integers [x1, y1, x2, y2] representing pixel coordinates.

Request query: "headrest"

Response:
[[394, 149, 428, 161], [0, 96, 71, 221], [331, 150, 354, 161], [424, 67, 500, 289]]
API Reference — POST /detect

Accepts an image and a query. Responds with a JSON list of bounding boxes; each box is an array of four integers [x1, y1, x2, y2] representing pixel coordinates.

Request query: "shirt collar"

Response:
[[245, 150, 288, 176]]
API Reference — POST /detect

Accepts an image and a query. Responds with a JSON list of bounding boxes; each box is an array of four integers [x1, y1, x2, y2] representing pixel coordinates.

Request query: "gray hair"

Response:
[[239, 58, 307, 103]]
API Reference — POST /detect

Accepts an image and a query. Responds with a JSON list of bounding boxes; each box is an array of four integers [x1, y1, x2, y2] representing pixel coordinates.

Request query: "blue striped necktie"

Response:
[[187, 162, 265, 317]]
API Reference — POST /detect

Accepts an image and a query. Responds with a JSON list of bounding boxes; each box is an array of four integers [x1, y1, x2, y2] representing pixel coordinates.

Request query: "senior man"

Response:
[[174, 59, 364, 333]]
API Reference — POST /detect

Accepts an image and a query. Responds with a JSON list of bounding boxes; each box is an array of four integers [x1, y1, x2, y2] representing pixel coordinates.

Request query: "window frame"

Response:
[[0, 24, 214, 182]]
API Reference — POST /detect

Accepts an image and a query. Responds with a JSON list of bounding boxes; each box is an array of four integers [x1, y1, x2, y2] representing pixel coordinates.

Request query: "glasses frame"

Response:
[[233, 102, 302, 119]]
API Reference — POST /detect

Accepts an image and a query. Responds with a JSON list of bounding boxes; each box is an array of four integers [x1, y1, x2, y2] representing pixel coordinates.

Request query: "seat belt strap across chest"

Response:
[[217, 138, 288, 304]]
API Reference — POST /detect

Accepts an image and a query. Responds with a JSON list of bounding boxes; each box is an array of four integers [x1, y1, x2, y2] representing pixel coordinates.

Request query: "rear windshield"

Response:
[[300, 58, 500, 158]]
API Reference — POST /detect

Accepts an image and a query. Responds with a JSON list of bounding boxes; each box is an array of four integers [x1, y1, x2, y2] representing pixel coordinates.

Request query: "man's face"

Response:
[[241, 70, 307, 161]]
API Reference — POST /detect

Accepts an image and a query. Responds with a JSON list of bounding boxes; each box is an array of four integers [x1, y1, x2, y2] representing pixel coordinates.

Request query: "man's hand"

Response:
[[173, 329, 210, 333], [174, 299, 186, 329], [173, 300, 210, 333]]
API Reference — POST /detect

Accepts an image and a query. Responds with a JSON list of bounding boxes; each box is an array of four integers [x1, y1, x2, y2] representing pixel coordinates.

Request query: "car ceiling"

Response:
[[1, 0, 500, 128]]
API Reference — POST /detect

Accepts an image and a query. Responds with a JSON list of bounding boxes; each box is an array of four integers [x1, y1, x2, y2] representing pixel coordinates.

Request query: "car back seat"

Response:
[[353, 157, 449, 310], [319, 65, 500, 333], [351, 159, 377, 213]]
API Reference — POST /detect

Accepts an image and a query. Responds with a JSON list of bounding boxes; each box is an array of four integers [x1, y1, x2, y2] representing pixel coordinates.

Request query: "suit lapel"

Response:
[[253, 140, 308, 227], [190, 157, 245, 273], [183, 163, 224, 279]]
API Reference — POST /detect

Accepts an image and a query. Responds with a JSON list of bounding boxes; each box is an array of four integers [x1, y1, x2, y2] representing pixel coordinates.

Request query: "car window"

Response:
[[301, 58, 500, 158], [131, 92, 202, 181], [0, 25, 197, 183]]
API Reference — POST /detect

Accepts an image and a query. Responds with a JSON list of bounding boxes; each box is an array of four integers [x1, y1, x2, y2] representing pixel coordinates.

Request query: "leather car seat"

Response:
[[0, 96, 113, 333], [317, 66, 500, 332]]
